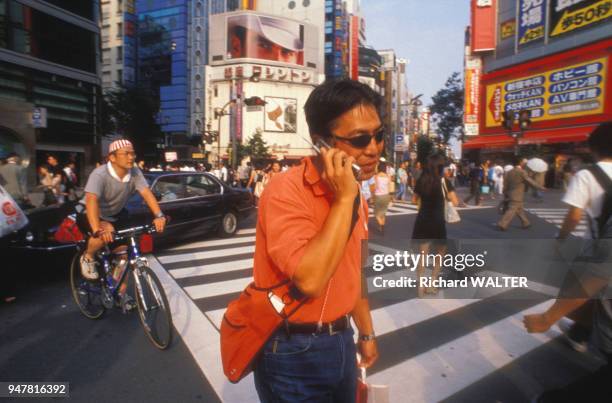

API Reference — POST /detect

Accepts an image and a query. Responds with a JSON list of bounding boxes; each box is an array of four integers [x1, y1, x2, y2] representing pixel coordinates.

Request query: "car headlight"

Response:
[[25, 231, 34, 242]]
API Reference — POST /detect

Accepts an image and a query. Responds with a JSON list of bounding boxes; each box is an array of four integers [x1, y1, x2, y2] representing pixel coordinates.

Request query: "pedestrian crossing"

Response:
[[369, 200, 493, 217], [148, 228, 594, 403], [525, 208, 590, 237]]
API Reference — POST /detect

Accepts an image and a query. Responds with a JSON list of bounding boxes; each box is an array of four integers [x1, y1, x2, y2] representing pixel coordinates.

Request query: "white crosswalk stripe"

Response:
[[526, 207, 589, 237], [368, 200, 493, 217], [150, 230, 587, 402]]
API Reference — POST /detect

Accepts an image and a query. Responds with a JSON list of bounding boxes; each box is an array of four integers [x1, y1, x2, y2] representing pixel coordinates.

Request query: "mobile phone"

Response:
[[303, 136, 362, 179]]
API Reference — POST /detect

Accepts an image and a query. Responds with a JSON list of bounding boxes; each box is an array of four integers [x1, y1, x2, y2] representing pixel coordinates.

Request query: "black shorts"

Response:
[[76, 209, 130, 236]]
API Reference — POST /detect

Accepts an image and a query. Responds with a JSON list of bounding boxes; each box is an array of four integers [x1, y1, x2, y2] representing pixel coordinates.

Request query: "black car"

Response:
[[130, 171, 254, 240], [2, 172, 255, 257]]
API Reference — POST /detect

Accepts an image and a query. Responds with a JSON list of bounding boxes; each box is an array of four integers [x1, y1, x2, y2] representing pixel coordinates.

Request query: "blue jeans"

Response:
[[254, 327, 357, 403], [396, 183, 406, 201]]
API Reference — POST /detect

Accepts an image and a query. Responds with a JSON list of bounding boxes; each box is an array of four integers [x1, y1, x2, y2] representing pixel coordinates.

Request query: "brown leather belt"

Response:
[[286, 315, 350, 335]]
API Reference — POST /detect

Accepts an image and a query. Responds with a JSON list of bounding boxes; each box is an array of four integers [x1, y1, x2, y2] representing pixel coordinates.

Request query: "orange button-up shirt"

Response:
[[253, 157, 369, 323]]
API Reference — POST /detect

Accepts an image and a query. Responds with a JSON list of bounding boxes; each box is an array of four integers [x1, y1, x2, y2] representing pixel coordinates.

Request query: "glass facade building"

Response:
[[136, 0, 189, 137], [0, 0, 100, 168]]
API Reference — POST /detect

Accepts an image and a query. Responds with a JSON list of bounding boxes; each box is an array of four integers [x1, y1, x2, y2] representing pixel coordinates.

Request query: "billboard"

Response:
[[227, 13, 304, 65], [470, 0, 497, 52], [549, 0, 612, 38], [264, 97, 297, 133], [485, 57, 608, 128], [209, 12, 319, 70], [464, 54, 482, 136], [518, 0, 547, 46]]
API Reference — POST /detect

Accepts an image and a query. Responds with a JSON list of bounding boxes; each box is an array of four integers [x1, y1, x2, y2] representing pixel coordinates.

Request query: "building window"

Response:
[[117, 0, 123, 14], [117, 69, 123, 84], [117, 23, 123, 38], [117, 46, 123, 62]]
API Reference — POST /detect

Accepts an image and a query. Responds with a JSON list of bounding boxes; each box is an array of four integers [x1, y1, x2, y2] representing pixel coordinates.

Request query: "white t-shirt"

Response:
[[361, 177, 375, 201], [562, 161, 612, 238]]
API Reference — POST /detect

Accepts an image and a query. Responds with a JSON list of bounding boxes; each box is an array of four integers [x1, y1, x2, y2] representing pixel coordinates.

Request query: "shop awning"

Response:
[[463, 125, 597, 150], [462, 134, 515, 150], [518, 125, 596, 145]]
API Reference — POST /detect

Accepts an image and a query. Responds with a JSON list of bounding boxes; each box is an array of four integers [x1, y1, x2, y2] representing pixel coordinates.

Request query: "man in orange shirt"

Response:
[[252, 79, 383, 402]]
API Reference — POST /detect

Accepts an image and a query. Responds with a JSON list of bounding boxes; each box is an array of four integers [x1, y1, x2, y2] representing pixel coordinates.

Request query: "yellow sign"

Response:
[[550, 0, 612, 37], [500, 19, 516, 40], [485, 57, 607, 128]]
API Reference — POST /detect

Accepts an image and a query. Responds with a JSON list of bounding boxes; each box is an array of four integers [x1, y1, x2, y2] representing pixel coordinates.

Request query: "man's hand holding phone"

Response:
[[320, 147, 359, 203]]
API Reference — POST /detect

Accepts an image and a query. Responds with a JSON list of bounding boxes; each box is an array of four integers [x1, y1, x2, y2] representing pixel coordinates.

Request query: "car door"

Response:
[[150, 174, 189, 238], [183, 173, 224, 235]]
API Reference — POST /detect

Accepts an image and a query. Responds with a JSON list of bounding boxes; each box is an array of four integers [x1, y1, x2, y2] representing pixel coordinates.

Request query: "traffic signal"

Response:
[[502, 110, 514, 131], [518, 109, 531, 130], [243, 96, 267, 106]]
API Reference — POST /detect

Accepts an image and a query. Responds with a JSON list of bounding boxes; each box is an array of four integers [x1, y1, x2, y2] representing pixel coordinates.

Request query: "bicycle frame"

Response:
[[79, 225, 155, 305]]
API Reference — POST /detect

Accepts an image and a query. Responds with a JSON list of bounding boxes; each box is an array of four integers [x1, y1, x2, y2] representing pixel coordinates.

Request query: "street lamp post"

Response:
[[214, 99, 236, 165]]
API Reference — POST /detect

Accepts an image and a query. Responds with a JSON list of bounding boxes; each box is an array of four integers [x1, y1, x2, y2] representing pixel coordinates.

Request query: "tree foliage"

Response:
[[429, 72, 464, 143], [243, 130, 271, 162]]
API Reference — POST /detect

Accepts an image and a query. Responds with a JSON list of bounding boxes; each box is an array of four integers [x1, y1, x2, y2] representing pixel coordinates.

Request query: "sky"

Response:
[[361, 0, 470, 106]]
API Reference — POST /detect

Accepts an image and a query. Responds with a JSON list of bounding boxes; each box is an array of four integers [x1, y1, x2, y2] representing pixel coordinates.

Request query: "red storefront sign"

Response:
[[480, 39, 612, 136], [470, 0, 497, 52], [465, 39, 612, 150]]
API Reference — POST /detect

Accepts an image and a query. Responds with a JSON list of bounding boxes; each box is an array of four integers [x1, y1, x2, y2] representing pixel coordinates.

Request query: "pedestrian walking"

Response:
[[361, 176, 375, 205], [463, 162, 483, 206], [497, 157, 545, 231], [396, 161, 409, 201], [38, 165, 61, 206], [247, 79, 380, 401], [412, 154, 460, 297], [523, 122, 612, 402], [0, 152, 30, 208], [372, 162, 392, 234], [493, 161, 504, 197]]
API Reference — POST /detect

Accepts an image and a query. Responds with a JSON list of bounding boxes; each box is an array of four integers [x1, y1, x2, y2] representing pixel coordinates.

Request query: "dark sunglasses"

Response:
[[331, 129, 385, 148]]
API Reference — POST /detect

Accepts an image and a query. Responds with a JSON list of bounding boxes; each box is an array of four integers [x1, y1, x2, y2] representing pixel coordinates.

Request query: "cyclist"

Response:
[[77, 139, 166, 309]]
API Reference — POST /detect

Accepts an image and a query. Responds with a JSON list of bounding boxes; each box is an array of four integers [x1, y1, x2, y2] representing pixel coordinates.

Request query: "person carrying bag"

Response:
[[221, 79, 381, 402], [0, 184, 29, 238]]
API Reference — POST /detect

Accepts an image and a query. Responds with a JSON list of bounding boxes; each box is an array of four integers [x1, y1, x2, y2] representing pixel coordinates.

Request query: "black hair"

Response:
[[588, 122, 612, 158], [418, 153, 446, 195], [304, 78, 382, 138]]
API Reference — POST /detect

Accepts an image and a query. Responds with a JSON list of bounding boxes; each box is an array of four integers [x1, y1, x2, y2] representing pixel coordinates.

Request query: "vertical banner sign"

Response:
[[485, 57, 608, 127], [518, 0, 547, 46], [471, 0, 497, 52], [350, 16, 359, 80], [549, 0, 612, 38], [464, 54, 482, 136], [235, 80, 243, 141]]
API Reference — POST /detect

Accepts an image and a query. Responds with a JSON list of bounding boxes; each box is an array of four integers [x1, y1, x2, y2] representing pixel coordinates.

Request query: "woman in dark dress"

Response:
[[412, 154, 459, 297]]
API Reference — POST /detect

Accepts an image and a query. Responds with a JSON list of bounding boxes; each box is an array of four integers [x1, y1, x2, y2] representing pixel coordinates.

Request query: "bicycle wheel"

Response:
[[69, 252, 105, 319], [133, 262, 173, 349]]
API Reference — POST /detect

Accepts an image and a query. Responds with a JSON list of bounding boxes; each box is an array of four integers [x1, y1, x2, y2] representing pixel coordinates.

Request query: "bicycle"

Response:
[[69, 224, 173, 350]]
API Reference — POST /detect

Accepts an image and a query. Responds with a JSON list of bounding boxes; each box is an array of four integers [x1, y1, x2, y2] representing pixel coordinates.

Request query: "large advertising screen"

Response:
[[227, 14, 304, 66], [485, 56, 608, 128], [209, 12, 319, 70]]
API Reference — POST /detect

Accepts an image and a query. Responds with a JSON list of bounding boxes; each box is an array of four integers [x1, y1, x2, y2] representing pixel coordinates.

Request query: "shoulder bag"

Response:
[[442, 179, 460, 224]]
